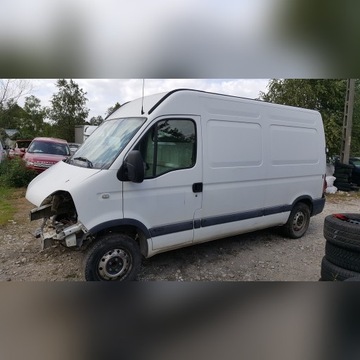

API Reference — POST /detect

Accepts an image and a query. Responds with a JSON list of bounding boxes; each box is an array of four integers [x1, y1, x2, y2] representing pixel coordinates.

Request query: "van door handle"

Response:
[[192, 182, 203, 193]]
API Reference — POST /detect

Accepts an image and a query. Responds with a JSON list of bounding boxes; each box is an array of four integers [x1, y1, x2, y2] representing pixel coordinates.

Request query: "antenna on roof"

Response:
[[141, 79, 145, 115]]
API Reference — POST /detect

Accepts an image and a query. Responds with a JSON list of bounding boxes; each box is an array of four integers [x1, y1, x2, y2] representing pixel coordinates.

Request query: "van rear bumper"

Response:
[[312, 197, 326, 216]]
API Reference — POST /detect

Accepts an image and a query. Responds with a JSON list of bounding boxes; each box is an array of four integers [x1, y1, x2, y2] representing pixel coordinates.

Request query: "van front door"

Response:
[[122, 116, 202, 252]]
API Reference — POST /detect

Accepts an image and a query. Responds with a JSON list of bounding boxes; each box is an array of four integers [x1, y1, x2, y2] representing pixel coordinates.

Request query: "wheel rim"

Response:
[[97, 248, 132, 280], [292, 211, 307, 233]]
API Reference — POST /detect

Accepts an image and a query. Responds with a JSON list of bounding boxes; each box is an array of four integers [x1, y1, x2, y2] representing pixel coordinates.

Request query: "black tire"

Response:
[[324, 226, 360, 252], [324, 213, 360, 236], [333, 168, 352, 175], [333, 181, 352, 191], [324, 213, 360, 252], [333, 174, 350, 182], [84, 233, 141, 281], [325, 241, 360, 272], [344, 276, 360, 281], [335, 162, 354, 170], [321, 256, 360, 281], [282, 202, 310, 239]]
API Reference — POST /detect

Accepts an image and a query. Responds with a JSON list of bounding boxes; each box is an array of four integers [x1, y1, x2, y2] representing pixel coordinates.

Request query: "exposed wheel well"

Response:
[[94, 225, 149, 257]]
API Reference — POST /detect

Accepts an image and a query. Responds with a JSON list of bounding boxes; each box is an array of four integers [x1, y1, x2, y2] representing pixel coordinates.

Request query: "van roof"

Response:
[[107, 89, 255, 119], [147, 88, 261, 115], [108, 88, 319, 120]]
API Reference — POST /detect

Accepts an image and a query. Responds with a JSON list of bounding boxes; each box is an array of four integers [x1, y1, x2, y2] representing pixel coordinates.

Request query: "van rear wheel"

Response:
[[84, 234, 141, 281], [283, 203, 310, 239]]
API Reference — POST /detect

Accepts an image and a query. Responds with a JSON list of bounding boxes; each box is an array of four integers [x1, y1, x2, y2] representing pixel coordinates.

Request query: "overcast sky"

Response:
[[26, 79, 269, 121]]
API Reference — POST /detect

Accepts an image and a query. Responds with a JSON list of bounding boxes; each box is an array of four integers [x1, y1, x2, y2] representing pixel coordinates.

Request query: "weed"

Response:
[[0, 158, 37, 188]]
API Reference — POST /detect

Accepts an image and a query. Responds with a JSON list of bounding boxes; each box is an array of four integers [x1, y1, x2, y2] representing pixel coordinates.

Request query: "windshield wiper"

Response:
[[73, 157, 93, 168]]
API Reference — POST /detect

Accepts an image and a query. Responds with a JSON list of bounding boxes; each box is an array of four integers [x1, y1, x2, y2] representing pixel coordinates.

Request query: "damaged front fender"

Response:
[[30, 191, 89, 250]]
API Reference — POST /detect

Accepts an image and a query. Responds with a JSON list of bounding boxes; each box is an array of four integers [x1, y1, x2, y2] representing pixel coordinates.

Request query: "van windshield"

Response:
[[70, 117, 145, 169]]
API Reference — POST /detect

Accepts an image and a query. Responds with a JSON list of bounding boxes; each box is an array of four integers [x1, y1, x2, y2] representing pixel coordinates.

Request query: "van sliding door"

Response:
[[194, 117, 266, 243]]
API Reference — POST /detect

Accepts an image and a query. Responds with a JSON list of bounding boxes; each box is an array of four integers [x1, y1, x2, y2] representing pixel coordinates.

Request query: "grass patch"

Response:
[[0, 187, 26, 226], [0, 187, 16, 226]]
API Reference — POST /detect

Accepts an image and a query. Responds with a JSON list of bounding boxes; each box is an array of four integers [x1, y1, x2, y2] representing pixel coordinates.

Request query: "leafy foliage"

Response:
[[105, 102, 121, 119], [89, 115, 104, 125], [0, 158, 37, 188], [0, 102, 28, 131], [49, 79, 89, 142], [19, 95, 47, 139]]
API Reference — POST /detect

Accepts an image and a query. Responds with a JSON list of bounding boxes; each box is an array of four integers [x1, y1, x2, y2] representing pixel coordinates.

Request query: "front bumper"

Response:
[[30, 205, 87, 250], [35, 222, 86, 250]]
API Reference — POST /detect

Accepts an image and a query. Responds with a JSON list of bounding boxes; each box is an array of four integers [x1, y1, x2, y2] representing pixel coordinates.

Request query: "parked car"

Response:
[[68, 142, 81, 155], [24, 137, 70, 173], [8, 139, 32, 159]]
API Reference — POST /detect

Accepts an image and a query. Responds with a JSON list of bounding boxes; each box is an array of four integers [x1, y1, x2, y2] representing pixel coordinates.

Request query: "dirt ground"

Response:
[[0, 190, 359, 281]]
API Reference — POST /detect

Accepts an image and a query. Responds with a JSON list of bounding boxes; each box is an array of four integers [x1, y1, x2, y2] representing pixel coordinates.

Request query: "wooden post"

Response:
[[340, 79, 355, 164]]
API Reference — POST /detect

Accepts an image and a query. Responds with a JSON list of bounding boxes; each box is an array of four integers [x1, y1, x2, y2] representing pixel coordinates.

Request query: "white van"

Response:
[[26, 89, 326, 281]]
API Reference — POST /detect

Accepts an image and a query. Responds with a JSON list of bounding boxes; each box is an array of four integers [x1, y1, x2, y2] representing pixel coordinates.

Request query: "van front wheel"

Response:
[[283, 203, 310, 239], [84, 234, 141, 281]]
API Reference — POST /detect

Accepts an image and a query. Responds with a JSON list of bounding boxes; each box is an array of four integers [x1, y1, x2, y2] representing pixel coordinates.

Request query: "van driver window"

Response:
[[137, 119, 196, 178]]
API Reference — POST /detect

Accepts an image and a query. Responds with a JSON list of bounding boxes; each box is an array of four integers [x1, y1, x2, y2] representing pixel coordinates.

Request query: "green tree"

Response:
[[0, 80, 32, 134], [49, 79, 89, 142], [259, 79, 360, 158], [20, 95, 46, 138], [89, 115, 104, 125], [0, 102, 28, 130], [41, 122, 56, 138], [105, 102, 121, 119]]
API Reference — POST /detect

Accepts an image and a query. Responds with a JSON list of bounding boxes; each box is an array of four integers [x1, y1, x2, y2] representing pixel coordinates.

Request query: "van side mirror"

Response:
[[117, 150, 144, 183]]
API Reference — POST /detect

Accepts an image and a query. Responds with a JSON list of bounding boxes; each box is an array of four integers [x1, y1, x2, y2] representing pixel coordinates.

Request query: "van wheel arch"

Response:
[[91, 223, 149, 258], [283, 201, 311, 239], [291, 196, 313, 214]]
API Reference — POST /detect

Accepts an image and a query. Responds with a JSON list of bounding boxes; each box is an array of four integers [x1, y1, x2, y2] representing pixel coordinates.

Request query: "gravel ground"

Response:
[[0, 191, 359, 281]]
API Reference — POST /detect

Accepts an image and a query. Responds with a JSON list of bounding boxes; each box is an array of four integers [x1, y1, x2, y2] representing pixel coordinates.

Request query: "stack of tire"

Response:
[[321, 213, 360, 281], [333, 161, 356, 192]]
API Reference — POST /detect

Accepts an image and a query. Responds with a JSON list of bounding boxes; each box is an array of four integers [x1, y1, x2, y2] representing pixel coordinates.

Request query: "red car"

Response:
[[8, 139, 32, 159], [24, 137, 71, 173]]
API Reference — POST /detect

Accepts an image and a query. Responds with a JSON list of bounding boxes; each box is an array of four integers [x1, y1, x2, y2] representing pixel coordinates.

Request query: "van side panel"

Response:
[[264, 108, 325, 210], [193, 94, 325, 245], [202, 118, 265, 216], [193, 98, 268, 243]]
